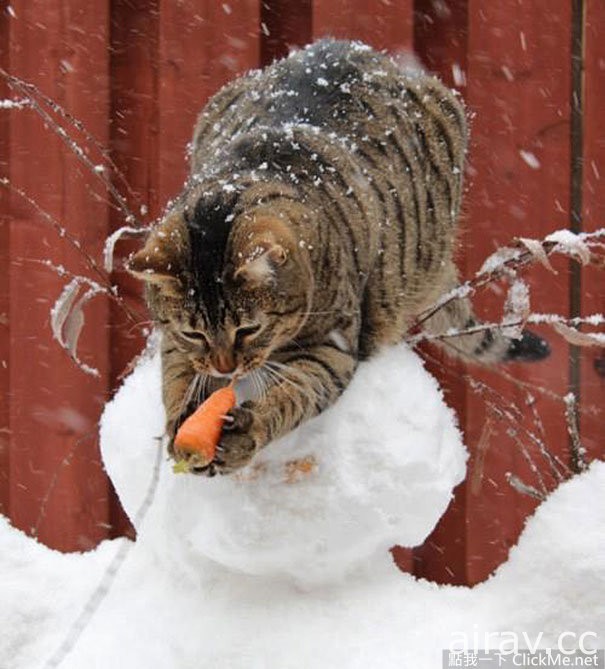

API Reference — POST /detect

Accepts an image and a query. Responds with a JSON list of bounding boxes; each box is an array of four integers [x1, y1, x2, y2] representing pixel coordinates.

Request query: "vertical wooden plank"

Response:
[[157, 0, 260, 207], [415, 0, 576, 585], [414, 0, 468, 88], [313, 0, 413, 52], [0, 0, 12, 516], [7, 0, 111, 551], [581, 0, 605, 459], [261, 0, 312, 65], [107, 0, 160, 539], [461, 0, 572, 585]]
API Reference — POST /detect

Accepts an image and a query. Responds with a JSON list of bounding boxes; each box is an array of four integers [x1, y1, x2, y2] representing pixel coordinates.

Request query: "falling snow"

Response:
[[519, 150, 541, 170]]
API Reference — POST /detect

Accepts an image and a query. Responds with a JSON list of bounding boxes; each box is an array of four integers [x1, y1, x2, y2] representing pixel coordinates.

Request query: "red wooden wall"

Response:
[[0, 0, 603, 585]]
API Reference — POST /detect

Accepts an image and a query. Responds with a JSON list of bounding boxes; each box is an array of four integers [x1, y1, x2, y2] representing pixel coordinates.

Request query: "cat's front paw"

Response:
[[170, 403, 264, 477], [212, 403, 260, 474]]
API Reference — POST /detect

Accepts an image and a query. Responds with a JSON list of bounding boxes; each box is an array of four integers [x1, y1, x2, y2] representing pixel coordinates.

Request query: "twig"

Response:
[[413, 230, 605, 331], [2, 179, 142, 325], [506, 473, 546, 501], [408, 313, 605, 346], [469, 377, 569, 482], [2, 178, 107, 282], [0, 71, 142, 210], [564, 393, 588, 474], [32, 433, 98, 538], [0, 67, 142, 226], [507, 427, 548, 496], [42, 437, 164, 669]]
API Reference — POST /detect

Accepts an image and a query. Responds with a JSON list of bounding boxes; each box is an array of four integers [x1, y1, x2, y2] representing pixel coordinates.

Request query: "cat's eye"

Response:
[[180, 330, 209, 344], [234, 323, 262, 346]]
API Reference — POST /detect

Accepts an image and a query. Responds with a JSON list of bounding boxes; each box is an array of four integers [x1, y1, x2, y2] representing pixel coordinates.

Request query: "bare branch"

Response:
[[0, 67, 143, 226], [564, 393, 588, 474], [43, 437, 164, 669], [413, 228, 604, 330], [409, 313, 605, 347], [506, 473, 546, 501]]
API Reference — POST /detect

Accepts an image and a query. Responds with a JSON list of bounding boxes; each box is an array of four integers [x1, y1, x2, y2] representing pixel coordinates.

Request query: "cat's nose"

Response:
[[214, 351, 236, 375]]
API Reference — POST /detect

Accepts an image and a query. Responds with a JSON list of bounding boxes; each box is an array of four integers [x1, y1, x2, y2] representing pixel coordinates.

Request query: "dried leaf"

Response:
[[62, 291, 89, 359], [545, 230, 592, 265], [50, 279, 81, 347], [553, 322, 605, 347], [506, 473, 546, 501], [502, 279, 530, 338], [516, 237, 557, 274], [477, 246, 521, 276], [103, 225, 147, 273], [50, 280, 102, 377]]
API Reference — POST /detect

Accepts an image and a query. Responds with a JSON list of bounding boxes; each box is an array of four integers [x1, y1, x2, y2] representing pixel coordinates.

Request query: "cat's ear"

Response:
[[127, 214, 188, 287], [234, 240, 288, 286]]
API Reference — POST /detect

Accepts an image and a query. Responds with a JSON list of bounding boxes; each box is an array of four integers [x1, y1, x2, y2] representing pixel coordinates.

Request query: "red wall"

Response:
[[1, 0, 603, 585]]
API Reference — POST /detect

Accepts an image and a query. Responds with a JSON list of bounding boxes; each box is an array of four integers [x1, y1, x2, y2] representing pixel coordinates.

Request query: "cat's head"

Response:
[[128, 197, 313, 378]]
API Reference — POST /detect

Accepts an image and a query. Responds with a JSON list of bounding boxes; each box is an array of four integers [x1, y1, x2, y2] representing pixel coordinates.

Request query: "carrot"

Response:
[[173, 384, 236, 470]]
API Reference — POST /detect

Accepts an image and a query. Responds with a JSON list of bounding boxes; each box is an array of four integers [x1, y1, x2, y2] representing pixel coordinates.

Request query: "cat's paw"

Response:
[[210, 403, 260, 475], [169, 403, 262, 477]]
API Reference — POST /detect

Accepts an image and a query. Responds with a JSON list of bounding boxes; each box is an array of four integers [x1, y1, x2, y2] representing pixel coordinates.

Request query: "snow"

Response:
[[1, 343, 604, 668], [545, 229, 591, 264], [102, 224, 146, 273], [502, 279, 530, 338], [0, 517, 123, 669], [451, 63, 466, 87], [477, 246, 521, 276], [519, 150, 541, 169], [0, 97, 29, 109]]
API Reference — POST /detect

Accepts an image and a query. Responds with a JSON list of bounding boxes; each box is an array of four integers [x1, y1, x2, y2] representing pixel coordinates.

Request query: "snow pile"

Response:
[[2, 464, 603, 668], [2, 344, 603, 669], [0, 516, 126, 669], [101, 340, 467, 585]]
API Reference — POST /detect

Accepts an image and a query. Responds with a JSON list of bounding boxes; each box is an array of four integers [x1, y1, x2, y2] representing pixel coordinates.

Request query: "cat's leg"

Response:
[[207, 340, 358, 475], [420, 266, 550, 364]]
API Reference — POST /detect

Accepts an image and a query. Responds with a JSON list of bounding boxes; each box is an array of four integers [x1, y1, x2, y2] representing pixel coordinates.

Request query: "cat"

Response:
[[128, 39, 549, 475]]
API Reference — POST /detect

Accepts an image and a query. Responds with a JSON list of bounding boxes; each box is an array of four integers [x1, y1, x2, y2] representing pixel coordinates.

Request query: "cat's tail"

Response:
[[420, 283, 550, 365]]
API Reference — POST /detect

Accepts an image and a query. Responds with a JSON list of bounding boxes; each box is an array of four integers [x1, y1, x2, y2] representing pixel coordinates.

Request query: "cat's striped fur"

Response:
[[130, 40, 548, 474]]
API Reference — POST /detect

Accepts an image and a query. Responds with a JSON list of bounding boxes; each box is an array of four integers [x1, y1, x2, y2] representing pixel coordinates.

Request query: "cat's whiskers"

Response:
[[248, 368, 264, 401], [264, 360, 305, 387], [179, 373, 202, 415], [262, 360, 314, 411], [256, 368, 271, 399], [268, 360, 330, 405], [253, 367, 271, 400], [265, 360, 308, 386], [262, 366, 306, 414], [198, 373, 211, 404]]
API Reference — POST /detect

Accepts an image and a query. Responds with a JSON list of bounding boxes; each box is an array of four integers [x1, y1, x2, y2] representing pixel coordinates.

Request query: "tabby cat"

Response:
[[129, 40, 548, 475]]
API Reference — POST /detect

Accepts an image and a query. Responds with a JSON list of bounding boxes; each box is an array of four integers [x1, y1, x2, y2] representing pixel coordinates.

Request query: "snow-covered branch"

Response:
[[414, 227, 604, 330]]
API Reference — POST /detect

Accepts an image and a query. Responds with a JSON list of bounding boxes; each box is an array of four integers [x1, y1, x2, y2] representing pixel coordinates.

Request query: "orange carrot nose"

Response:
[[174, 384, 237, 468]]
